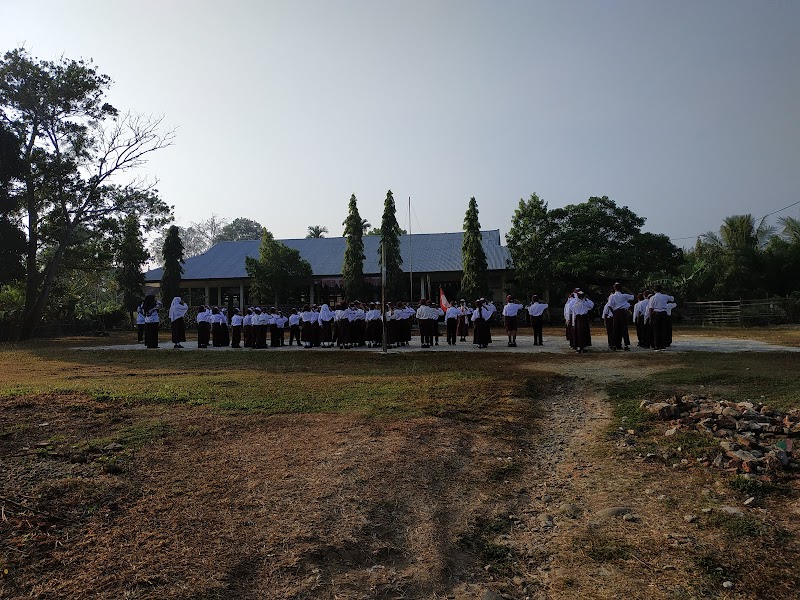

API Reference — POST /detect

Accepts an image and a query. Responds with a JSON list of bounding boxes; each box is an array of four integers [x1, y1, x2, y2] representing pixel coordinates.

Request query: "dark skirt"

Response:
[[171, 318, 186, 344], [456, 314, 469, 337], [144, 322, 159, 348], [472, 317, 490, 346], [321, 320, 333, 343], [243, 324, 253, 347], [573, 314, 592, 349], [301, 321, 313, 343], [505, 315, 518, 332]]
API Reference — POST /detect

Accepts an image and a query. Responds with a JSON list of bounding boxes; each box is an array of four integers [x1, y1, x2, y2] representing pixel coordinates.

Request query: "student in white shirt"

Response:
[[527, 295, 548, 346], [253, 307, 268, 349], [169, 296, 189, 349], [648, 285, 675, 351], [230, 308, 243, 348], [632, 293, 649, 348], [472, 299, 490, 349], [288, 309, 302, 346], [608, 283, 634, 351], [569, 292, 594, 353], [602, 300, 614, 350], [136, 302, 145, 343], [457, 300, 471, 342], [143, 295, 162, 349], [318, 304, 335, 348], [242, 308, 254, 348], [445, 302, 462, 345], [502, 295, 525, 347], [300, 304, 317, 349]]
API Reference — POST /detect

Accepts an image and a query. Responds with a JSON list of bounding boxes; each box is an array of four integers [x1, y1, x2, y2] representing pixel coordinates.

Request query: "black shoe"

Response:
[[623, 346, 630, 351]]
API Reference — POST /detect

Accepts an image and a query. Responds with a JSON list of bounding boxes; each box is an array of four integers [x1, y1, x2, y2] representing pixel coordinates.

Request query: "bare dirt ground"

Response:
[[2, 339, 799, 599]]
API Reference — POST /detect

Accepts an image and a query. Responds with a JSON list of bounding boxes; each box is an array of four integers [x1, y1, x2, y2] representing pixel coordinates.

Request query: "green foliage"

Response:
[[115, 213, 148, 317], [505, 193, 551, 297], [0, 123, 26, 285], [306, 225, 328, 238], [378, 190, 404, 299], [160, 225, 184, 305], [245, 228, 312, 306], [0, 47, 172, 340], [342, 194, 368, 300], [217, 217, 263, 241], [460, 197, 489, 300]]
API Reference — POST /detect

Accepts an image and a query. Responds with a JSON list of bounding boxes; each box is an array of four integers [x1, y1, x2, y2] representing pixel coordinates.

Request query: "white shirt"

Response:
[[445, 306, 461, 320], [528, 302, 548, 317], [289, 314, 301, 326], [602, 303, 613, 319], [502, 302, 524, 317], [231, 314, 244, 326], [632, 299, 648, 321], [665, 302, 677, 317], [569, 298, 594, 325], [274, 316, 288, 327], [608, 291, 635, 311], [301, 311, 317, 323], [648, 292, 675, 313]]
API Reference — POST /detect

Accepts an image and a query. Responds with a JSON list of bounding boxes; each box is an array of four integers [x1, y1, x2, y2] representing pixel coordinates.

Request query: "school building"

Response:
[[143, 230, 513, 307]]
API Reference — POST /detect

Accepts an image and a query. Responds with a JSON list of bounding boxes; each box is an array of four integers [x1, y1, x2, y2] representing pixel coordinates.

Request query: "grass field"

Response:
[[1, 331, 799, 599]]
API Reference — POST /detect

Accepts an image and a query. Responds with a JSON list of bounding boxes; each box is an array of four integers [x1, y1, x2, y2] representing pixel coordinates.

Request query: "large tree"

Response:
[[115, 213, 148, 326], [460, 197, 489, 300], [0, 122, 26, 285], [342, 194, 368, 300], [505, 193, 552, 297], [160, 225, 184, 306], [217, 217, 263, 241], [245, 228, 312, 306], [0, 48, 172, 339], [378, 189, 404, 299]]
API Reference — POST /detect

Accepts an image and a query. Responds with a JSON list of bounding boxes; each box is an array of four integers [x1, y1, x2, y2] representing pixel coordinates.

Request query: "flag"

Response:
[[439, 287, 449, 312]]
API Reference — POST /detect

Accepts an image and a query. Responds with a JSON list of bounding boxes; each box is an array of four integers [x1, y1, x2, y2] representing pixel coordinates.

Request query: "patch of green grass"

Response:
[[488, 460, 523, 482], [706, 512, 768, 539], [583, 538, 633, 562], [661, 430, 718, 458], [728, 475, 788, 499]]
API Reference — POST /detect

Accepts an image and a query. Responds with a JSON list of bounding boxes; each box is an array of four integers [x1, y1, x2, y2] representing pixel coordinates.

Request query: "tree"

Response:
[[218, 217, 263, 241], [342, 194, 368, 300], [460, 197, 489, 300], [698, 214, 775, 298], [366, 226, 407, 236], [361, 218, 371, 234], [160, 225, 184, 306], [0, 48, 173, 340], [505, 193, 552, 296], [548, 196, 645, 288], [0, 122, 25, 285], [377, 190, 405, 299], [245, 228, 312, 306], [115, 213, 148, 325], [306, 225, 329, 238]]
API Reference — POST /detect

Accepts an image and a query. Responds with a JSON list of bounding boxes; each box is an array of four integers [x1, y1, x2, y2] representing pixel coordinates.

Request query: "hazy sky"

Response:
[[2, 1, 798, 245]]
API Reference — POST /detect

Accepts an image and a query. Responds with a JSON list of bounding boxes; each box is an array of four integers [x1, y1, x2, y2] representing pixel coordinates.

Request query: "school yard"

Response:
[[2, 326, 800, 599]]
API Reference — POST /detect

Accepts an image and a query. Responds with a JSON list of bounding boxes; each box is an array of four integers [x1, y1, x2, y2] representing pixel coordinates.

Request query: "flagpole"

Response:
[[408, 196, 413, 302], [381, 239, 387, 353]]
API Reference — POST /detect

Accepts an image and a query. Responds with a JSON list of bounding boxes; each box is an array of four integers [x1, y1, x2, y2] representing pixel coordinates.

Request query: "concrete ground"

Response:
[[76, 332, 800, 353]]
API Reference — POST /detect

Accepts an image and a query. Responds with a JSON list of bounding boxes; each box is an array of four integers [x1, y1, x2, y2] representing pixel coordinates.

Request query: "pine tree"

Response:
[[460, 197, 489, 300], [378, 190, 404, 299], [115, 214, 149, 326], [342, 194, 367, 300], [160, 225, 184, 306]]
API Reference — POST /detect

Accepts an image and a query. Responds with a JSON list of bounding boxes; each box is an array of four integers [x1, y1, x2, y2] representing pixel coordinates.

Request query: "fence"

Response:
[[683, 299, 793, 326]]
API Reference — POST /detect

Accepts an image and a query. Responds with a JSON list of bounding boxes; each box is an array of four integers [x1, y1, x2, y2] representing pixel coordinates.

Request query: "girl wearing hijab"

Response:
[[300, 304, 316, 349], [570, 291, 594, 353], [169, 296, 189, 349], [318, 303, 335, 347], [143, 294, 162, 349], [136, 301, 146, 343], [472, 299, 490, 349], [230, 308, 243, 348]]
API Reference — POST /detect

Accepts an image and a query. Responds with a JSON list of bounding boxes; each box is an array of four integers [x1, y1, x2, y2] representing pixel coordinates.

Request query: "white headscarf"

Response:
[[318, 303, 334, 322], [169, 297, 189, 321]]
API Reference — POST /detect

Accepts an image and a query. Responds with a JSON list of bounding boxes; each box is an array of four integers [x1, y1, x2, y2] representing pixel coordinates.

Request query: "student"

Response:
[[220, 308, 230, 346], [288, 309, 301, 346], [253, 307, 268, 349], [472, 299, 490, 349], [564, 290, 579, 347], [457, 300, 471, 342], [445, 302, 461, 345], [665, 301, 677, 348], [169, 295, 189, 349], [301, 304, 316, 349], [230, 308, 243, 348], [527, 295, 548, 346], [432, 303, 444, 346], [632, 294, 649, 348], [318, 304, 334, 348], [268, 308, 280, 347], [275, 311, 288, 346], [569, 291, 594, 353], [416, 299, 434, 348], [502, 296, 525, 347], [196, 305, 211, 348], [648, 285, 674, 351], [608, 283, 634, 351], [243, 307, 254, 348], [384, 303, 397, 348], [136, 301, 145, 343], [365, 303, 382, 348], [143, 295, 162, 349], [350, 302, 365, 347], [602, 301, 614, 350]]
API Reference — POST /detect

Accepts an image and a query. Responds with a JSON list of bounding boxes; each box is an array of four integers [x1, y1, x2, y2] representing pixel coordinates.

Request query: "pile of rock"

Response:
[[639, 394, 800, 474]]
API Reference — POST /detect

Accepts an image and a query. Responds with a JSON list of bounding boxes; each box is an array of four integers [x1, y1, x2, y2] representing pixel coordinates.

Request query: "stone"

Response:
[[622, 513, 640, 522], [722, 581, 734, 589], [720, 506, 744, 517], [722, 407, 742, 418], [103, 442, 124, 451], [743, 497, 755, 506], [538, 513, 554, 527], [684, 514, 698, 523], [559, 503, 582, 518], [596, 506, 633, 519], [664, 428, 678, 437], [647, 402, 680, 420]]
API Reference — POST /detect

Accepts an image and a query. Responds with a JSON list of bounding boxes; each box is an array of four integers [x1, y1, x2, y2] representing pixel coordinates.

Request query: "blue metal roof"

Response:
[[144, 230, 511, 282]]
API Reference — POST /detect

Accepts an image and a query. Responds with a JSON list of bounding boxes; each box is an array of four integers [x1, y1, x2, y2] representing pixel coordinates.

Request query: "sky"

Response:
[[2, 0, 799, 246]]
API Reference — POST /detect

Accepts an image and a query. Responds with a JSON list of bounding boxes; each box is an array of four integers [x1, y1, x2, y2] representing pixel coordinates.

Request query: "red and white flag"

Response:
[[439, 287, 449, 312]]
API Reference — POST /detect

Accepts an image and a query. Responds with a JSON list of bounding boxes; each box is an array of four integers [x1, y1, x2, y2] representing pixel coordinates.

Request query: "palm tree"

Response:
[[306, 225, 329, 239], [361, 218, 371, 234], [779, 215, 800, 244]]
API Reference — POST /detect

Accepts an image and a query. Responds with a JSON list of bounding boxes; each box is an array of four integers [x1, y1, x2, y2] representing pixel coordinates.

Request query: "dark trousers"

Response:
[[289, 324, 300, 346], [605, 317, 613, 348], [270, 324, 279, 347], [243, 324, 253, 347], [531, 315, 543, 344], [611, 308, 630, 349], [137, 323, 144, 343], [635, 316, 648, 347], [652, 311, 668, 349], [144, 322, 159, 348], [231, 326, 242, 347], [446, 318, 457, 344], [198, 322, 211, 348], [255, 325, 268, 348]]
